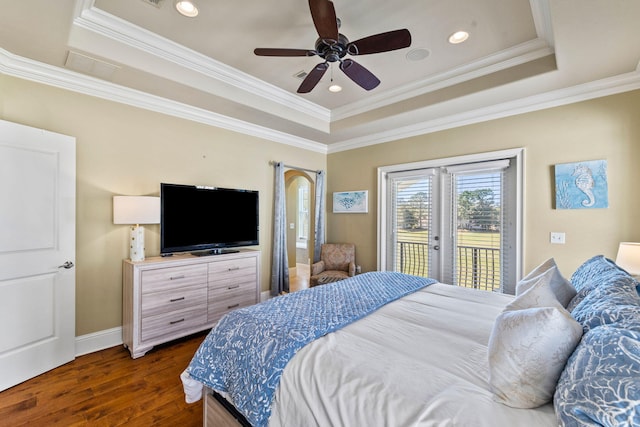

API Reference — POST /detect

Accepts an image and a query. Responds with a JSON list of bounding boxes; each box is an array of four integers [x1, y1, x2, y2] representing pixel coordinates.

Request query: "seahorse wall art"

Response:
[[554, 160, 609, 209]]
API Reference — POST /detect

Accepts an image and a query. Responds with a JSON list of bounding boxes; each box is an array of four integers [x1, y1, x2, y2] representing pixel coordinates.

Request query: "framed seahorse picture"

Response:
[[554, 160, 608, 209], [333, 190, 368, 213]]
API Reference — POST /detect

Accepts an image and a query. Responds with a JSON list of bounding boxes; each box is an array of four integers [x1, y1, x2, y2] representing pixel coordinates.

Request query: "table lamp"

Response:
[[113, 196, 160, 262], [615, 242, 640, 278]]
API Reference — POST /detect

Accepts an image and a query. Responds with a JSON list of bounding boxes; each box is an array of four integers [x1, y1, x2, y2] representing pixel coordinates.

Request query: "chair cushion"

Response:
[[322, 244, 355, 271], [315, 271, 350, 285]]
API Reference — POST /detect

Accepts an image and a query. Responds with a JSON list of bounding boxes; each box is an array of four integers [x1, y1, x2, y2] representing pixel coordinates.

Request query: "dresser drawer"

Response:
[[123, 251, 259, 358], [208, 291, 256, 323], [141, 264, 207, 293], [208, 272, 257, 292], [141, 304, 207, 342], [141, 285, 207, 318], [208, 257, 256, 281]]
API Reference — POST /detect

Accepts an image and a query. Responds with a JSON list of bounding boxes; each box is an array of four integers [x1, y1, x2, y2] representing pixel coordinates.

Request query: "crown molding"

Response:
[[0, 48, 328, 154], [332, 0, 556, 121], [73, 0, 331, 124], [3, 48, 639, 156], [327, 70, 640, 153], [331, 38, 554, 122]]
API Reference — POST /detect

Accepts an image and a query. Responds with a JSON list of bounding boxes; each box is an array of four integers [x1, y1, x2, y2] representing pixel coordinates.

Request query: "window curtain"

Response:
[[270, 162, 289, 295], [313, 170, 326, 263]]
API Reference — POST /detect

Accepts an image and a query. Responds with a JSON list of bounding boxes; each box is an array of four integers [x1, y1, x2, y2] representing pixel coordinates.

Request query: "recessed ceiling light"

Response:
[[328, 84, 342, 93], [448, 30, 469, 44], [175, 0, 198, 17]]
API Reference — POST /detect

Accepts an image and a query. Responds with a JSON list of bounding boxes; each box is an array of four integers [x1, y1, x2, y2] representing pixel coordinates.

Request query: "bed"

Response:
[[181, 257, 640, 427]]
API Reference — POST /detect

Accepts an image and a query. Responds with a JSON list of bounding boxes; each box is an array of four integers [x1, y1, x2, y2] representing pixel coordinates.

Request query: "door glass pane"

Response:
[[391, 175, 432, 277], [453, 172, 503, 291]]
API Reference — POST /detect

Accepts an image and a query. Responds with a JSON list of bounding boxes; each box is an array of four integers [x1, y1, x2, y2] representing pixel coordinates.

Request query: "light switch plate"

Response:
[[550, 232, 566, 244]]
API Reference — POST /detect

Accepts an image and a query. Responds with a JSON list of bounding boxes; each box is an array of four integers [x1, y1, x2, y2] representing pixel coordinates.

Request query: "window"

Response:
[[297, 185, 309, 241], [378, 149, 522, 294]]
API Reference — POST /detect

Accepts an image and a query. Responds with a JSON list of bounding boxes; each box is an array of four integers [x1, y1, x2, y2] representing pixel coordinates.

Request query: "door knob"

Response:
[[58, 261, 74, 269]]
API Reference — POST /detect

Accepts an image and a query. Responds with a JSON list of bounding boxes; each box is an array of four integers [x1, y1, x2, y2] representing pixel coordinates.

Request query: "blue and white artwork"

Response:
[[333, 191, 368, 213], [555, 160, 608, 209]]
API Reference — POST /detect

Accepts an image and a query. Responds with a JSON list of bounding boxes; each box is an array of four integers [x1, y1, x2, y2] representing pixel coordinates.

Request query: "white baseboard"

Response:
[[75, 326, 123, 357], [261, 290, 271, 302]]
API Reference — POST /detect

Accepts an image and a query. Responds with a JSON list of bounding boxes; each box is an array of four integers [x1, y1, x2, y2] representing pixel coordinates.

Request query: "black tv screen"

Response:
[[161, 183, 259, 255]]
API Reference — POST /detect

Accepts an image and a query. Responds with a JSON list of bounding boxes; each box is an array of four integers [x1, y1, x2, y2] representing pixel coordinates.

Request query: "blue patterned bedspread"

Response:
[[186, 271, 435, 427]]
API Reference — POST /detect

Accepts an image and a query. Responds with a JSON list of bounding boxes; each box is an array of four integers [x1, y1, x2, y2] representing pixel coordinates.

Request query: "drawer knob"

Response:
[[170, 318, 185, 325], [228, 267, 240, 271], [169, 275, 186, 280], [170, 297, 186, 302], [227, 303, 240, 309], [228, 285, 240, 290]]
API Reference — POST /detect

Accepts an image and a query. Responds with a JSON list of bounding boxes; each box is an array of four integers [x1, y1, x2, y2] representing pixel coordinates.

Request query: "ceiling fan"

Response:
[[254, 0, 412, 93]]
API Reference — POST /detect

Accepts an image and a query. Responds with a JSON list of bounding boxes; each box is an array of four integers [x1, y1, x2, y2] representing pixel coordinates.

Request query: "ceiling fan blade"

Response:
[[309, 0, 339, 42], [347, 29, 412, 55], [339, 59, 380, 91], [297, 63, 329, 93], [254, 48, 316, 57]]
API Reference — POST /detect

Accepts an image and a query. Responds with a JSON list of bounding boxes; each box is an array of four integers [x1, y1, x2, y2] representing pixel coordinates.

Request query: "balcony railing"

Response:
[[396, 241, 501, 292]]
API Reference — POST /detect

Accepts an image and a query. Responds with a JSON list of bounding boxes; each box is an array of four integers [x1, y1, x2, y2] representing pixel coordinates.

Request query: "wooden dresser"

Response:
[[122, 250, 260, 358]]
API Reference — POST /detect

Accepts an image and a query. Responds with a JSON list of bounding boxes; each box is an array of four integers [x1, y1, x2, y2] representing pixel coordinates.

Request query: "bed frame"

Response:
[[203, 387, 250, 427]]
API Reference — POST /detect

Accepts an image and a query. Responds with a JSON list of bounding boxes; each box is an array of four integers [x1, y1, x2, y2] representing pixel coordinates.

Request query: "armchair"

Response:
[[310, 243, 356, 286]]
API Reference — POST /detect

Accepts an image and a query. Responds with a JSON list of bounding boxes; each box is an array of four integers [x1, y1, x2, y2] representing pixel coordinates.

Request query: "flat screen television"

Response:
[[160, 183, 259, 255]]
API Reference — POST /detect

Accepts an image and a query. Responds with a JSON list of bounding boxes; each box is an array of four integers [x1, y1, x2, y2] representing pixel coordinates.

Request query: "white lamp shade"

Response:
[[615, 242, 640, 276], [113, 196, 160, 225]]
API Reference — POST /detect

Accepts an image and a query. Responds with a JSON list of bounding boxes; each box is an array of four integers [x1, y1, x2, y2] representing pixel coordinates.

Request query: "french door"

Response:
[[386, 168, 442, 279], [378, 150, 522, 294]]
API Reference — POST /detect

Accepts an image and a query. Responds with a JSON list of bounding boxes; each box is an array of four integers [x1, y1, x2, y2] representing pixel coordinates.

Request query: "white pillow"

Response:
[[488, 271, 583, 408], [516, 258, 576, 307]]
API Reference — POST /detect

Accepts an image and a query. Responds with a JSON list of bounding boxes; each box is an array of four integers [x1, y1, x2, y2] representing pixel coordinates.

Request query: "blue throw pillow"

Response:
[[571, 278, 640, 332], [568, 255, 635, 309], [555, 326, 640, 427], [579, 304, 640, 332]]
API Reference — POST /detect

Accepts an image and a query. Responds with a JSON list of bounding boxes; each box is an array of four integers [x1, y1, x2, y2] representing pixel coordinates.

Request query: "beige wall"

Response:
[[2, 72, 639, 337], [327, 90, 640, 279], [1, 75, 325, 336]]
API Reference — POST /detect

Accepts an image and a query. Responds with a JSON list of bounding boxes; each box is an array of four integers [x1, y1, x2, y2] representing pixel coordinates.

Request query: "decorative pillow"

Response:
[[488, 273, 584, 408], [516, 258, 576, 307], [570, 271, 640, 331], [578, 304, 640, 333], [554, 326, 640, 427], [568, 255, 630, 308]]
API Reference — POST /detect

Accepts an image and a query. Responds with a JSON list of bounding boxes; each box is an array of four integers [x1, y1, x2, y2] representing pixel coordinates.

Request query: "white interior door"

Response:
[[0, 120, 76, 391]]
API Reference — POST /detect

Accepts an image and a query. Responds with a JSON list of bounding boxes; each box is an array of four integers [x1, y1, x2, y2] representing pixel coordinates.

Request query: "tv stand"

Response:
[[191, 249, 240, 256]]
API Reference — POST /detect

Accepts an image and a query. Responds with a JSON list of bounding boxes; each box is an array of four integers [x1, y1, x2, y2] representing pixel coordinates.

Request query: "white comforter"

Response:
[[269, 283, 557, 427]]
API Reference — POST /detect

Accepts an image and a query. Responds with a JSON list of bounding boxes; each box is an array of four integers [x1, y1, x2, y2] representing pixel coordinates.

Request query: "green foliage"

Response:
[[457, 188, 500, 230]]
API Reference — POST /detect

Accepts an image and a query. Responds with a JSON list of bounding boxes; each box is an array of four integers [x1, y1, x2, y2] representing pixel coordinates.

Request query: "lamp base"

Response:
[[130, 225, 145, 262]]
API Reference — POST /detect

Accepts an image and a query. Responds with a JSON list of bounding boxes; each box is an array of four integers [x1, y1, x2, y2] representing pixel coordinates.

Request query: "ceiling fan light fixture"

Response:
[[328, 84, 343, 93], [448, 30, 469, 44], [175, 0, 198, 17]]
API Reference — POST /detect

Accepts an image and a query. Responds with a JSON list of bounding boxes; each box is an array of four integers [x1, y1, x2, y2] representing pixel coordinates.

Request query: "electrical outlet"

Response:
[[550, 232, 566, 244]]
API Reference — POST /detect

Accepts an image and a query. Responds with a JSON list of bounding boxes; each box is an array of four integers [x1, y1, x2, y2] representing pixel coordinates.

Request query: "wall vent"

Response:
[[293, 70, 308, 80], [140, 0, 164, 8], [65, 51, 120, 81]]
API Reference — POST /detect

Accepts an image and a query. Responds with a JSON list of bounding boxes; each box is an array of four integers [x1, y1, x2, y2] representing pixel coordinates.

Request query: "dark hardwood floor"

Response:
[[0, 332, 208, 426]]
